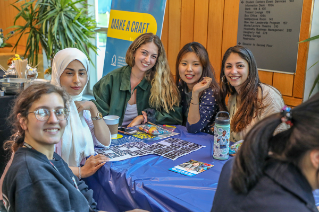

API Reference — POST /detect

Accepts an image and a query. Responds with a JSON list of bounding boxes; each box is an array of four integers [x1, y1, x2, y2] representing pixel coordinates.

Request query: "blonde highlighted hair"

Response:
[[126, 33, 179, 113]]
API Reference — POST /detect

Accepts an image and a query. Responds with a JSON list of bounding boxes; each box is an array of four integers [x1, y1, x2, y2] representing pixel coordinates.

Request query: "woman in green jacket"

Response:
[[92, 33, 182, 127]]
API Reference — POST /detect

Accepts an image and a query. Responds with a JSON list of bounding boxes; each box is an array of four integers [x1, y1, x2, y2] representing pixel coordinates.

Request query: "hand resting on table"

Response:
[[81, 154, 109, 178]]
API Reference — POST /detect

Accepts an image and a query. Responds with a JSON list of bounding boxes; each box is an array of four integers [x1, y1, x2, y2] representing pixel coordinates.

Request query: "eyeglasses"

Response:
[[28, 108, 69, 121]]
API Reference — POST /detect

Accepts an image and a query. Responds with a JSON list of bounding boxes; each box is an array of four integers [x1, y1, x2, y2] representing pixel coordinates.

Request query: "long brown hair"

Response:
[[220, 45, 262, 132], [126, 33, 179, 112], [4, 83, 69, 152], [175, 42, 221, 106]]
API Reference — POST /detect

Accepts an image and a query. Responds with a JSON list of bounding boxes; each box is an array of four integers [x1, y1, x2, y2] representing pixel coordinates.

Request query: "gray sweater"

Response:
[[2, 148, 98, 212]]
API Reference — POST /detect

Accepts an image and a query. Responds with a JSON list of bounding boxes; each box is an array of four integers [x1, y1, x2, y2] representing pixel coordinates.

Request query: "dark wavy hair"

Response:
[[176, 42, 221, 104], [4, 83, 70, 152], [220, 45, 262, 132], [231, 92, 319, 194]]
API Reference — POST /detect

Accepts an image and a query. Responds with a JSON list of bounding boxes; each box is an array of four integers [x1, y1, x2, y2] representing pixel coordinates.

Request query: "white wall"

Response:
[[304, 0, 319, 100]]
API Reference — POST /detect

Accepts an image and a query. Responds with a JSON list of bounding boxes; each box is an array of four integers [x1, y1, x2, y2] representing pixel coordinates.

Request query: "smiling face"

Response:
[[20, 93, 67, 148], [224, 53, 249, 93], [132, 42, 159, 73], [178, 52, 203, 91], [60, 60, 88, 96]]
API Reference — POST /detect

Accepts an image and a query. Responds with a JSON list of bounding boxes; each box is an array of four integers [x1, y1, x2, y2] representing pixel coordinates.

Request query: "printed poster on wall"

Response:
[[237, 0, 303, 73], [103, 0, 167, 76]]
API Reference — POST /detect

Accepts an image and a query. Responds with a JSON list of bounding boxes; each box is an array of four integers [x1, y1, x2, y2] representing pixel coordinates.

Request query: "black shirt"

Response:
[[2, 148, 98, 212], [211, 158, 318, 212]]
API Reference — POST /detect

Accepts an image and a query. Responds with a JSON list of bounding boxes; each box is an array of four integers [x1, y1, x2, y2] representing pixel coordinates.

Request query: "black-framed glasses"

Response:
[[28, 108, 69, 121]]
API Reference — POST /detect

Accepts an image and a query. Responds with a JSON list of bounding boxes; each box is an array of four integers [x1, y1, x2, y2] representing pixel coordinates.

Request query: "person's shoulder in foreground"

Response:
[[3, 148, 97, 212], [211, 158, 317, 212]]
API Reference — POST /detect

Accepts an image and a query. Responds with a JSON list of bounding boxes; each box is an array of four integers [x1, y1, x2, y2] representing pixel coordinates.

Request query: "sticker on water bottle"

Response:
[[213, 127, 230, 160]]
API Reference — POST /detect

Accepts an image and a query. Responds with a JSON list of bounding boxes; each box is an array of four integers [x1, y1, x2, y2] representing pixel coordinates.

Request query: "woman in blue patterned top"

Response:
[[176, 42, 221, 134]]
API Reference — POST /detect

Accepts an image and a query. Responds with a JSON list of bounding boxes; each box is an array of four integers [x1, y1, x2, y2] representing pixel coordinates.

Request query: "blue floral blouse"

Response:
[[179, 84, 219, 135]]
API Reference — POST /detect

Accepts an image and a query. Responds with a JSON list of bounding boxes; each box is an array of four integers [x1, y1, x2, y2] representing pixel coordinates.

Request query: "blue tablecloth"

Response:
[[84, 125, 319, 211], [84, 126, 228, 212]]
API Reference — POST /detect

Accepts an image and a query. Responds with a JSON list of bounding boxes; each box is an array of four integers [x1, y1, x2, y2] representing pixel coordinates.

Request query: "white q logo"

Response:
[[111, 55, 116, 66]]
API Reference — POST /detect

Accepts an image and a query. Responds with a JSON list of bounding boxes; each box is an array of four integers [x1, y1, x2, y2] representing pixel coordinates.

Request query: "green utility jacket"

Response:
[[92, 65, 182, 126]]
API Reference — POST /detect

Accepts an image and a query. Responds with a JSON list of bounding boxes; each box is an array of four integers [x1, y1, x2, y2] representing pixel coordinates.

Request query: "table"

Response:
[[84, 126, 228, 212]]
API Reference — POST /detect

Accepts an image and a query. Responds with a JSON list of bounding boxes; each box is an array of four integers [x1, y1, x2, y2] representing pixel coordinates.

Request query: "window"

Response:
[[87, 0, 112, 94]]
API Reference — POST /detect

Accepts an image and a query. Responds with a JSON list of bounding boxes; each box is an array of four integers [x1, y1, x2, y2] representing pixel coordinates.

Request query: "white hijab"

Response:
[[51, 48, 94, 167]]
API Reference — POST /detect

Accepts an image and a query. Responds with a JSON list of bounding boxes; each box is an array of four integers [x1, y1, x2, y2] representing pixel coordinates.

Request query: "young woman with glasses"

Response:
[[1, 83, 100, 212], [1, 83, 147, 212]]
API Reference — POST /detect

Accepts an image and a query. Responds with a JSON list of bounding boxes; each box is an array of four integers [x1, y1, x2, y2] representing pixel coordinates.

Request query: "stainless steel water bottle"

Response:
[[213, 111, 230, 160]]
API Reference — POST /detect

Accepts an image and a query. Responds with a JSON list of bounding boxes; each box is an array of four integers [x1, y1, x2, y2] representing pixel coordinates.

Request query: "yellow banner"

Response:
[[107, 10, 158, 41]]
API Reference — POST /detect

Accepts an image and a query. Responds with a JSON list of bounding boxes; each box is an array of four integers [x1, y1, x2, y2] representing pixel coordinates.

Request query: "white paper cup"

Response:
[[103, 115, 120, 139]]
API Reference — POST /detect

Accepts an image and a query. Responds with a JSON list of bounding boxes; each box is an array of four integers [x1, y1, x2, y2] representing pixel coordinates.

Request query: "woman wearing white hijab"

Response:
[[51, 48, 111, 178]]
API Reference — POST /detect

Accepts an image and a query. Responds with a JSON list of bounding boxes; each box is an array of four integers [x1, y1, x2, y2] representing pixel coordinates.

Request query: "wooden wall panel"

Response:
[[180, 0, 195, 48], [162, 3, 169, 54], [282, 96, 303, 107], [258, 70, 273, 85], [206, 0, 225, 80], [194, 0, 209, 48], [162, 0, 312, 106], [273, 73, 294, 97], [163, 0, 225, 78], [221, 0, 240, 55], [293, 0, 313, 98], [167, 0, 182, 76]]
